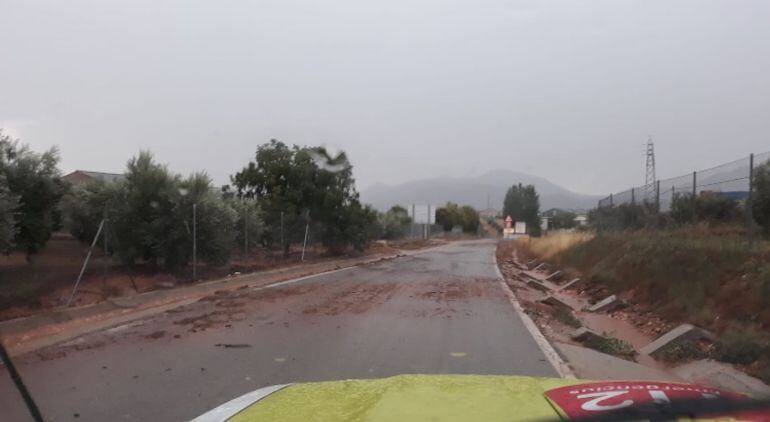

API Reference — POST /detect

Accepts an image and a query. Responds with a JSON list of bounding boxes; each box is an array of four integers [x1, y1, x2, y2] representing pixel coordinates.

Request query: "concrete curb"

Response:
[[492, 250, 576, 379]]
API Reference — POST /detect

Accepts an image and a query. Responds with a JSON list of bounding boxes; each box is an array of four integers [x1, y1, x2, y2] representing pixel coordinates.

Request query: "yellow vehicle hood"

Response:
[[195, 374, 575, 422], [193, 374, 756, 422]]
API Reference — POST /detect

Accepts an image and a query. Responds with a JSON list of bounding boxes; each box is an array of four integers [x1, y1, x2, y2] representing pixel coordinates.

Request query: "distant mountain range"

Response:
[[359, 170, 602, 212]]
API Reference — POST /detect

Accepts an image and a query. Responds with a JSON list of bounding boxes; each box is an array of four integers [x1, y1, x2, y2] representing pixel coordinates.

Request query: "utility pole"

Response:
[[645, 137, 657, 203]]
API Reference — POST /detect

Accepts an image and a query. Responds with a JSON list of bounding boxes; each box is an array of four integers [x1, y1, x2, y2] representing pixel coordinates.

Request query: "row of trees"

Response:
[[63, 152, 256, 271], [0, 133, 424, 272]]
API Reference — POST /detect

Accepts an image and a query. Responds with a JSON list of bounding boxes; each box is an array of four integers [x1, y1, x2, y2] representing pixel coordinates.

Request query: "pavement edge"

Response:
[[492, 248, 577, 379]]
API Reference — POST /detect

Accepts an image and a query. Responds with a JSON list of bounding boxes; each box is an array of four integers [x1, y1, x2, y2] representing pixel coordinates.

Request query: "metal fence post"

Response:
[[631, 188, 635, 205], [692, 171, 697, 198], [748, 153, 756, 241], [672, 186, 675, 206], [280, 211, 284, 251], [67, 219, 106, 306], [243, 208, 248, 256], [192, 203, 197, 282], [301, 213, 309, 261], [102, 208, 108, 290]]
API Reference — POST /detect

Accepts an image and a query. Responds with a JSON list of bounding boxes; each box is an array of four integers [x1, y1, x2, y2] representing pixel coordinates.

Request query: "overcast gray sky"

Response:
[[1, 0, 769, 195]]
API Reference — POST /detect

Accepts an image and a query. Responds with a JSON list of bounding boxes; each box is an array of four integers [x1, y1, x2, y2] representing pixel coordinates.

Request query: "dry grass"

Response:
[[526, 230, 594, 261], [515, 226, 770, 382]]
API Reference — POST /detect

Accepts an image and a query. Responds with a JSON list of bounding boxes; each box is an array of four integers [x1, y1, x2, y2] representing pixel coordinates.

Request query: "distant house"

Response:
[[540, 208, 588, 230], [704, 191, 749, 202], [479, 208, 499, 219], [62, 170, 124, 186]]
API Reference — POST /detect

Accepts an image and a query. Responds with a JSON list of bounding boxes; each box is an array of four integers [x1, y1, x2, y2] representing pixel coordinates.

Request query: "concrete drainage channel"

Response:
[[498, 247, 770, 398]]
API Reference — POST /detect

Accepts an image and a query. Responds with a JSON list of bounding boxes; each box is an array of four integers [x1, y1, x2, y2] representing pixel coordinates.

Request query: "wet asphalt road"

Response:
[[0, 240, 556, 421]]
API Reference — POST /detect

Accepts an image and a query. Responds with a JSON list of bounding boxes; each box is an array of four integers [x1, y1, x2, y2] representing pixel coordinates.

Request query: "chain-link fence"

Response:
[[598, 151, 770, 213]]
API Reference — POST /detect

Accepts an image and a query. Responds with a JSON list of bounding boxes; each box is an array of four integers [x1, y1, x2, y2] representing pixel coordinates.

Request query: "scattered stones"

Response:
[[539, 295, 572, 310], [215, 343, 252, 348], [559, 278, 583, 291], [640, 324, 715, 358], [588, 295, 624, 313], [144, 331, 166, 340]]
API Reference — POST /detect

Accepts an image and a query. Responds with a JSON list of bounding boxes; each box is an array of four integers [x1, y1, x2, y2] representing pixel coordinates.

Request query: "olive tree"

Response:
[[0, 130, 66, 258]]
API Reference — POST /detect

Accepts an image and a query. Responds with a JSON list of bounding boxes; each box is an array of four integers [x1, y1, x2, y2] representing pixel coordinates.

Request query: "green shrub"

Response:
[[584, 334, 636, 360], [551, 307, 581, 328], [658, 342, 707, 363], [716, 326, 768, 365], [379, 205, 412, 240], [435, 202, 479, 233], [588, 203, 660, 232]]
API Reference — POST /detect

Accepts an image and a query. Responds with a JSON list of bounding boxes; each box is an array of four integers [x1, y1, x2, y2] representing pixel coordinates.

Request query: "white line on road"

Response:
[[492, 249, 576, 379]]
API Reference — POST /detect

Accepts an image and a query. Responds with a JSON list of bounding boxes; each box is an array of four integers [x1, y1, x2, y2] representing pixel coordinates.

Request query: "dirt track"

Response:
[[0, 240, 556, 421]]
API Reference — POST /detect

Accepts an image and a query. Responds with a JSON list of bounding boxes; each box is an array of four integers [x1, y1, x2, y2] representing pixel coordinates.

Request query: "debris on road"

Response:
[[214, 343, 252, 348]]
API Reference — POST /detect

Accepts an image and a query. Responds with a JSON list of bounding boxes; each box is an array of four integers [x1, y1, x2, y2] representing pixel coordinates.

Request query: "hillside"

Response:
[[360, 170, 602, 211]]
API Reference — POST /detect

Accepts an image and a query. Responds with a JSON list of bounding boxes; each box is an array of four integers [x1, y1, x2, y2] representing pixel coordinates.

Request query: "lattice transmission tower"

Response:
[[644, 137, 656, 202]]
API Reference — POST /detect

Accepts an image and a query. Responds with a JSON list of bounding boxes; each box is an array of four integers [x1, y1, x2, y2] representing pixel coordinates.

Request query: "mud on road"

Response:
[[1, 240, 556, 422]]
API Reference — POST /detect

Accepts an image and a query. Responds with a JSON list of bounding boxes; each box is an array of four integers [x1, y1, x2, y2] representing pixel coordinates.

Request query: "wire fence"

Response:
[[598, 151, 770, 212]]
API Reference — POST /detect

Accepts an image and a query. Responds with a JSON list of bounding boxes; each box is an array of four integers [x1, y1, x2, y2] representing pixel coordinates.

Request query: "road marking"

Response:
[[260, 266, 360, 289], [492, 248, 576, 379], [191, 384, 291, 422], [274, 357, 286, 363], [450, 352, 467, 357]]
